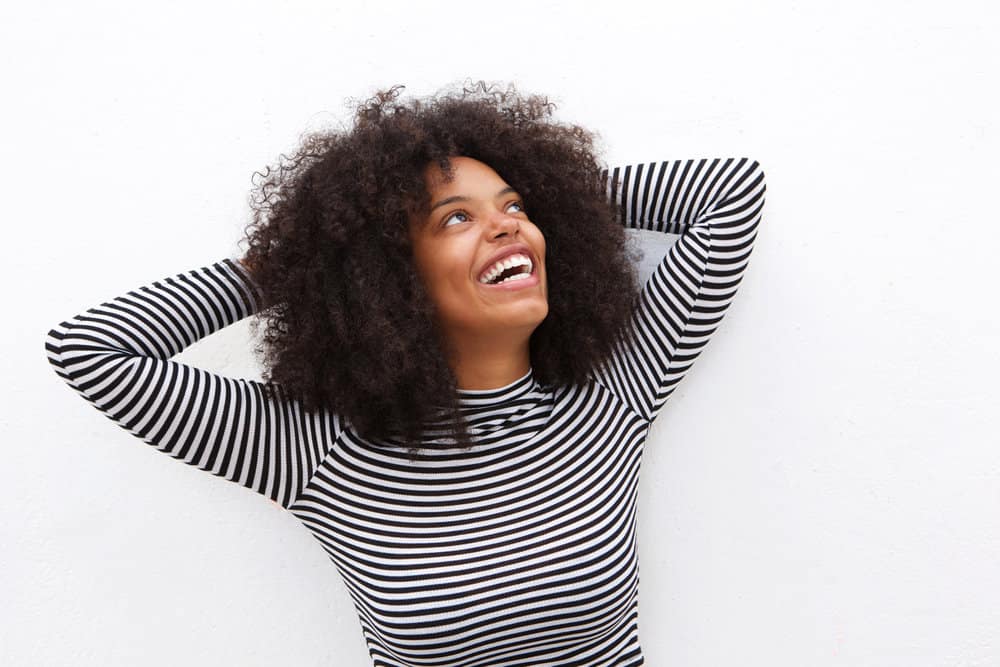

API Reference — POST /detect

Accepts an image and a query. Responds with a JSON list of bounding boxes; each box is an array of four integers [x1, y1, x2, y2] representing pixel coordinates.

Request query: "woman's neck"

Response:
[[447, 333, 532, 390]]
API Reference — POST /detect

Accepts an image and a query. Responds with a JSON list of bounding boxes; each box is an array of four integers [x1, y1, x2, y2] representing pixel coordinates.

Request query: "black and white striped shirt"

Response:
[[45, 157, 766, 666]]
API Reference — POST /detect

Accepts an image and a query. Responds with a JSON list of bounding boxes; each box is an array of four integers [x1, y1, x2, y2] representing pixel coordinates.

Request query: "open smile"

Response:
[[477, 246, 539, 287], [478, 264, 540, 291]]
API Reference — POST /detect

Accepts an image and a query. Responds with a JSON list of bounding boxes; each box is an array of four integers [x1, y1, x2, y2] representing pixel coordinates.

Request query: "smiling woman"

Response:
[[408, 156, 549, 391], [228, 81, 646, 450], [45, 80, 766, 666]]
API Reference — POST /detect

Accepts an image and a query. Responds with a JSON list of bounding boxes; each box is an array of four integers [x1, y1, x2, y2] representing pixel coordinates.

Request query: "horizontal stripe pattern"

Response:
[[44, 260, 343, 509], [596, 158, 767, 423], [44, 157, 766, 666], [303, 378, 647, 666]]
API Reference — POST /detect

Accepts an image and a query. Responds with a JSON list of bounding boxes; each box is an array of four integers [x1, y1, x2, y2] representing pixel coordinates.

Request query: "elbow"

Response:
[[44, 324, 68, 374], [747, 159, 767, 194]]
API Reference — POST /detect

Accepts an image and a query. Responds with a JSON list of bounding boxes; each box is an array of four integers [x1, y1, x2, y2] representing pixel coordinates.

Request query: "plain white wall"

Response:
[[4, 0, 998, 665]]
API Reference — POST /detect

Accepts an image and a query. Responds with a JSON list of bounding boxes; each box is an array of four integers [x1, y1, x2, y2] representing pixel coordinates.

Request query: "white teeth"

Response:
[[497, 272, 531, 284], [478, 253, 533, 284]]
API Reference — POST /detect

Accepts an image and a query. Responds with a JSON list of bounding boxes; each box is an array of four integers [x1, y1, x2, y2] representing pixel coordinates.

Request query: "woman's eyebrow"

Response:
[[430, 186, 518, 212]]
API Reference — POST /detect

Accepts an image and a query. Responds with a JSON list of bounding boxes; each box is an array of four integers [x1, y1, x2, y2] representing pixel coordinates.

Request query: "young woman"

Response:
[[45, 81, 767, 666]]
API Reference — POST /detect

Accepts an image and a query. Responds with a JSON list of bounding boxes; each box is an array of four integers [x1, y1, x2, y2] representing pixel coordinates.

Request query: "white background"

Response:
[[4, 1, 998, 665]]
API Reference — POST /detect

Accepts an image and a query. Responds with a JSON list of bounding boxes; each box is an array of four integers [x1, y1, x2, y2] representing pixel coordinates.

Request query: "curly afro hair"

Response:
[[239, 80, 643, 450]]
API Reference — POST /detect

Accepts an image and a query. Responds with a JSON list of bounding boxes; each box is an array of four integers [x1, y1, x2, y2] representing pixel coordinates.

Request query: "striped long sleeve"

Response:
[[44, 258, 341, 509], [593, 158, 767, 424]]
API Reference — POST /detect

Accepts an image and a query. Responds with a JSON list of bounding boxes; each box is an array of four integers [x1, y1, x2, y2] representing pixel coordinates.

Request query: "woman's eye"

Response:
[[442, 211, 469, 227], [442, 202, 523, 228]]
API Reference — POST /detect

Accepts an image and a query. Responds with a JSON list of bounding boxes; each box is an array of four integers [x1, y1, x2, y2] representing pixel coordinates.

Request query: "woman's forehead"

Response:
[[409, 156, 511, 230], [424, 156, 505, 192]]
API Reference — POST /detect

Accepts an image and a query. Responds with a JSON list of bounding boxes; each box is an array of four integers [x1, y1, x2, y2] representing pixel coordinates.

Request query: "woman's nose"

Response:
[[488, 211, 520, 237]]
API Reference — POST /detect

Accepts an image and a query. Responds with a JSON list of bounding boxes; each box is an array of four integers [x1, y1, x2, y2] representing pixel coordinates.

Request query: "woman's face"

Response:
[[408, 156, 548, 345]]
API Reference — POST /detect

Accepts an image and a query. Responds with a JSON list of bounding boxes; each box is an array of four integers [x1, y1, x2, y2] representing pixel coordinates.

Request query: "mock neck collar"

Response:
[[455, 367, 536, 409], [369, 367, 551, 448]]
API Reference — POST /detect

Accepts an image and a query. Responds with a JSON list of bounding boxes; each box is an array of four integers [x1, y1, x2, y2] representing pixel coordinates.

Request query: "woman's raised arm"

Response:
[[44, 258, 343, 509], [592, 157, 767, 424]]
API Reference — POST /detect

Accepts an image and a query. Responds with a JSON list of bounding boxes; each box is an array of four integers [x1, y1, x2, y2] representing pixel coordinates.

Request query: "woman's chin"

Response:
[[510, 301, 549, 329]]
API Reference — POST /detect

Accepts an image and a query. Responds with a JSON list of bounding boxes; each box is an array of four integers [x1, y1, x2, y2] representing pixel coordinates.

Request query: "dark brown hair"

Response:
[[240, 80, 642, 450]]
